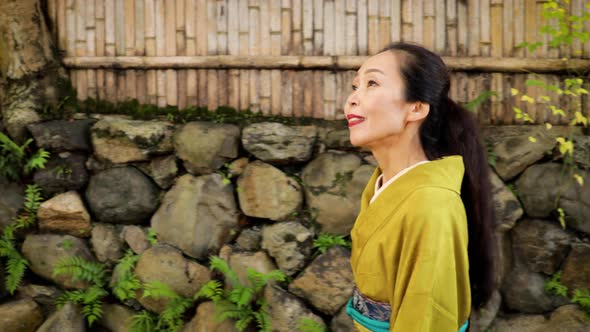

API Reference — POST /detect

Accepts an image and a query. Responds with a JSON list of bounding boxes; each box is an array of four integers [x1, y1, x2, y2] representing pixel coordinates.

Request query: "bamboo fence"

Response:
[[47, 0, 590, 124]]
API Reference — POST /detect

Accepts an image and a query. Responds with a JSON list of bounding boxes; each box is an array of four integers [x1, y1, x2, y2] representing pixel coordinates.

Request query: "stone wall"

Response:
[[0, 115, 589, 331]]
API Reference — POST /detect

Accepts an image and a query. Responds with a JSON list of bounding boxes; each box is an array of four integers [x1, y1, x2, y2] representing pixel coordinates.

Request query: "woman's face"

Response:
[[344, 51, 419, 148]]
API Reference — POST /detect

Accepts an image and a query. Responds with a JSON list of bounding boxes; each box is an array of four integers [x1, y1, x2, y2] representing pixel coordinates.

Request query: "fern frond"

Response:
[[159, 296, 194, 332], [572, 289, 590, 315], [545, 271, 568, 297], [142, 280, 180, 300], [5, 254, 28, 294], [111, 250, 141, 302], [209, 256, 239, 286], [297, 317, 327, 332], [24, 149, 50, 174], [246, 268, 286, 292], [193, 280, 223, 302], [228, 287, 254, 309], [253, 310, 271, 332], [53, 256, 107, 286], [81, 300, 103, 327], [56, 290, 85, 308], [130, 310, 157, 332], [235, 315, 253, 332]]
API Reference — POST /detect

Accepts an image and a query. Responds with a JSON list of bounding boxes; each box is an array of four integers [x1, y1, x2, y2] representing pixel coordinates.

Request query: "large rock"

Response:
[[323, 128, 355, 150], [33, 152, 89, 196], [261, 221, 313, 276], [263, 285, 326, 332], [134, 245, 211, 313], [17, 284, 61, 316], [301, 152, 373, 235], [226, 249, 278, 288], [511, 219, 573, 275], [483, 125, 556, 180], [174, 121, 240, 174], [561, 242, 590, 292], [22, 234, 95, 289], [151, 173, 239, 260], [91, 223, 124, 264], [37, 191, 92, 237], [0, 176, 24, 231], [235, 226, 262, 251], [542, 304, 590, 332], [469, 290, 501, 332], [85, 166, 160, 224], [121, 225, 150, 255], [501, 267, 569, 313], [98, 304, 135, 332], [27, 119, 95, 151], [0, 298, 44, 332], [488, 314, 547, 332], [241, 122, 317, 164], [36, 302, 85, 332], [148, 155, 178, 189], [516, 163, 590, 235], [237, 161, 303, 221], [573, 135, 590, 169], [330, 304, 355, 332], [91, 117, 175, 163], [288, 246, 354, 315], [490, 170, 523, 232], [182, 302, 237, 332]]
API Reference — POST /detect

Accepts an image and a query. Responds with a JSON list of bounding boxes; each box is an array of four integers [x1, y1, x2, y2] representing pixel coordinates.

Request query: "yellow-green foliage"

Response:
[[313, 233, 351, 256], [0, 132, 50, 181], [111, 249, 142, 302]]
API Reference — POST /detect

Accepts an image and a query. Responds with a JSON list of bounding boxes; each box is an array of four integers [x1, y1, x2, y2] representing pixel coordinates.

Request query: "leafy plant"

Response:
[[298, 317, 327, 332], [464, 91, 498, 113], [313, 233, 351, 256], [111, 249, 142, 302], [53, 256, 109, 326], [140, 281, 194, 332], [0, 184, 43, 293], [130, 310, 158, 332], [0, 132, 50, 181], [545, 271, 568, 297], [193, 256, 287, 332], [146, 228, 158, 245], [572, 289, 590, 317]]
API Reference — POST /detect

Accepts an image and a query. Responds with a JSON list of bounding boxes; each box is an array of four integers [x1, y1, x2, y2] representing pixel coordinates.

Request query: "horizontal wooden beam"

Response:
[[62, 56, 590, 73]]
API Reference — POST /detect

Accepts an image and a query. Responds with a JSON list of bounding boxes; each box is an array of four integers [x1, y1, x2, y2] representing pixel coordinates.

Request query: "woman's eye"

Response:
[[368, 80, 378, 87], [351, 84, 358, 91]]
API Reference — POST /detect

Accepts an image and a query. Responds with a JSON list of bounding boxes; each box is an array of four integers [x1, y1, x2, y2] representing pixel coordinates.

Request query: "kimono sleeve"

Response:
[[390, 188, 470, 332]]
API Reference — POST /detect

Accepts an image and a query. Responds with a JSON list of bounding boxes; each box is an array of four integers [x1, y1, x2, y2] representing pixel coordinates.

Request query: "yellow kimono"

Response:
[[349, 155, 471, 332]]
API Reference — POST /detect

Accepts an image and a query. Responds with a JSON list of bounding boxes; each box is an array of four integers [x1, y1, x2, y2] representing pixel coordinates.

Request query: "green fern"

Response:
[[545, 271, 569, 297], [313, 233, 351, 255], [52, 256, 109, 326], [0, 184, 43, 294], [193, 280, 223, 302], [141, 280, 194, 332], [572, 289, 590, 317], [209, 256, 240, 286], [298, 317, 327, 332], [0, 132, 49, 181], [146, 228, 158, 245], [130, 310, 158, 332], [111, 249, 141, 302]]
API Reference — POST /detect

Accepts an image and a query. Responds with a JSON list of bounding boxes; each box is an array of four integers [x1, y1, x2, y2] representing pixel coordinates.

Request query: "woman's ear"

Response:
[[407, 102, 430, 122]]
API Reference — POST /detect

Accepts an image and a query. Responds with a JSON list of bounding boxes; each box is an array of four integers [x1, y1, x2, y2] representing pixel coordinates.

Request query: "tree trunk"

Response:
[[0, 0, 67, 142]]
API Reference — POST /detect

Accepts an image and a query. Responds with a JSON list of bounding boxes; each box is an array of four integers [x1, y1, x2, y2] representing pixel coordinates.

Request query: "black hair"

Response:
[[381, 42, 496, 309]]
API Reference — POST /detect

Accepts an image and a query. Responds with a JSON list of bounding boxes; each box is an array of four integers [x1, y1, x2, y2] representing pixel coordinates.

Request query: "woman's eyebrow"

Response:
[[360, 68, 385, 75]]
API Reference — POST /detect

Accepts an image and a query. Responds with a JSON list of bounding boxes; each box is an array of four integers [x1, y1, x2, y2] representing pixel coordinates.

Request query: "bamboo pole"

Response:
[[390, 0, 401, 43], [323, 71, 336, 120], [62, 55, 590, 73], [281, 1, 292, 54], [199, 69, 209, 108], [357, 0, 368, 54], [346, 0, 358, 55], [323, 0, 335, 55], [186, 0, 196, 106], [313, 0, 324, 55], [125, 0, 136, 100], [334, 0, 345, 54], [457, 0, 467, 55], [260, 69, 271, 114], [412, 0, 423, 43], [197, 0, 208, 56], [66, 0, 75, 56], [491, 73, 503, 124], [145, 0, 157, 105], [292, 71, 303, 116], [571, 0, 583, 58], [378, 0, 391, 50], [525, 0, 537, 58], [368, 0, 379, 54], [491, 0, 503, 58], [468, 0, 480, 56], [480, 0, 491, 56], [292, 0, 302, 54], [260, 0, 271, 55], [423, 0, 435, 50], [312, 71, 323, 118], [270, 0, 282, 56], [302, 70, 313, 117], [104, 0, 115, 101], [57, 0, 66, 52], [176, 0, 186, 109], [446, 0, 457, 56], [208, 70, 219, 110], [401, 0, 412, 42], [513, 0, 524, 58], [503, 0, 513, 56], [271, 69, 281, 114], [302, 0, 313, 55], [229, 69, 240, 109], [502, 74, 515, 124], [281, 71, 294, 116], [155, 0, 166, 106], [76, 0, 87, 101], [434, 0, 445, 53], [86, 0, 96, 99], [249, 1, 260, 112], [96, 0, 105, 100], [227, 0, 239, 56], [218, 69, 229, 107], [217, 0, 228, 55]]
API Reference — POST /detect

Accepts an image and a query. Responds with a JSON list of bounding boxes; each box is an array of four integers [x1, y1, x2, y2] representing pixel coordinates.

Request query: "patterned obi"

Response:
[[346, 287, 470, 332]]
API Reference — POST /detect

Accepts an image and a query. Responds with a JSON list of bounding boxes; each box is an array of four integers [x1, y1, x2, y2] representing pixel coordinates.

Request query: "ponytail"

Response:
[[382, 43, 496, 308]]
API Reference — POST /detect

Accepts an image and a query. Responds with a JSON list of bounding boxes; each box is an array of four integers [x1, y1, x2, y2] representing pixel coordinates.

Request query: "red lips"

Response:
[[346, 114, 365, 127]]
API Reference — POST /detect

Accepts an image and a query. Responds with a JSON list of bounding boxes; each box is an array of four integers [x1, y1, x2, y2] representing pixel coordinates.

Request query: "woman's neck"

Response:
[[370, 133, 428, 183]]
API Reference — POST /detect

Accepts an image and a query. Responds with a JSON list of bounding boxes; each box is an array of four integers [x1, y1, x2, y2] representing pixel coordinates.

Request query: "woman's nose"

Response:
[[347, 92, 359, 108]]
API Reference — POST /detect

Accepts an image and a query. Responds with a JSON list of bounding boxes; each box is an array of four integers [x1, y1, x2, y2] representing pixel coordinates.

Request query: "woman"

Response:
[[344, 43, 496, 332]]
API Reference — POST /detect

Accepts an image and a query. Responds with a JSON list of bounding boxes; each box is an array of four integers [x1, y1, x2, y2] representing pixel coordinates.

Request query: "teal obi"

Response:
[[346, 291, 470, 332]]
